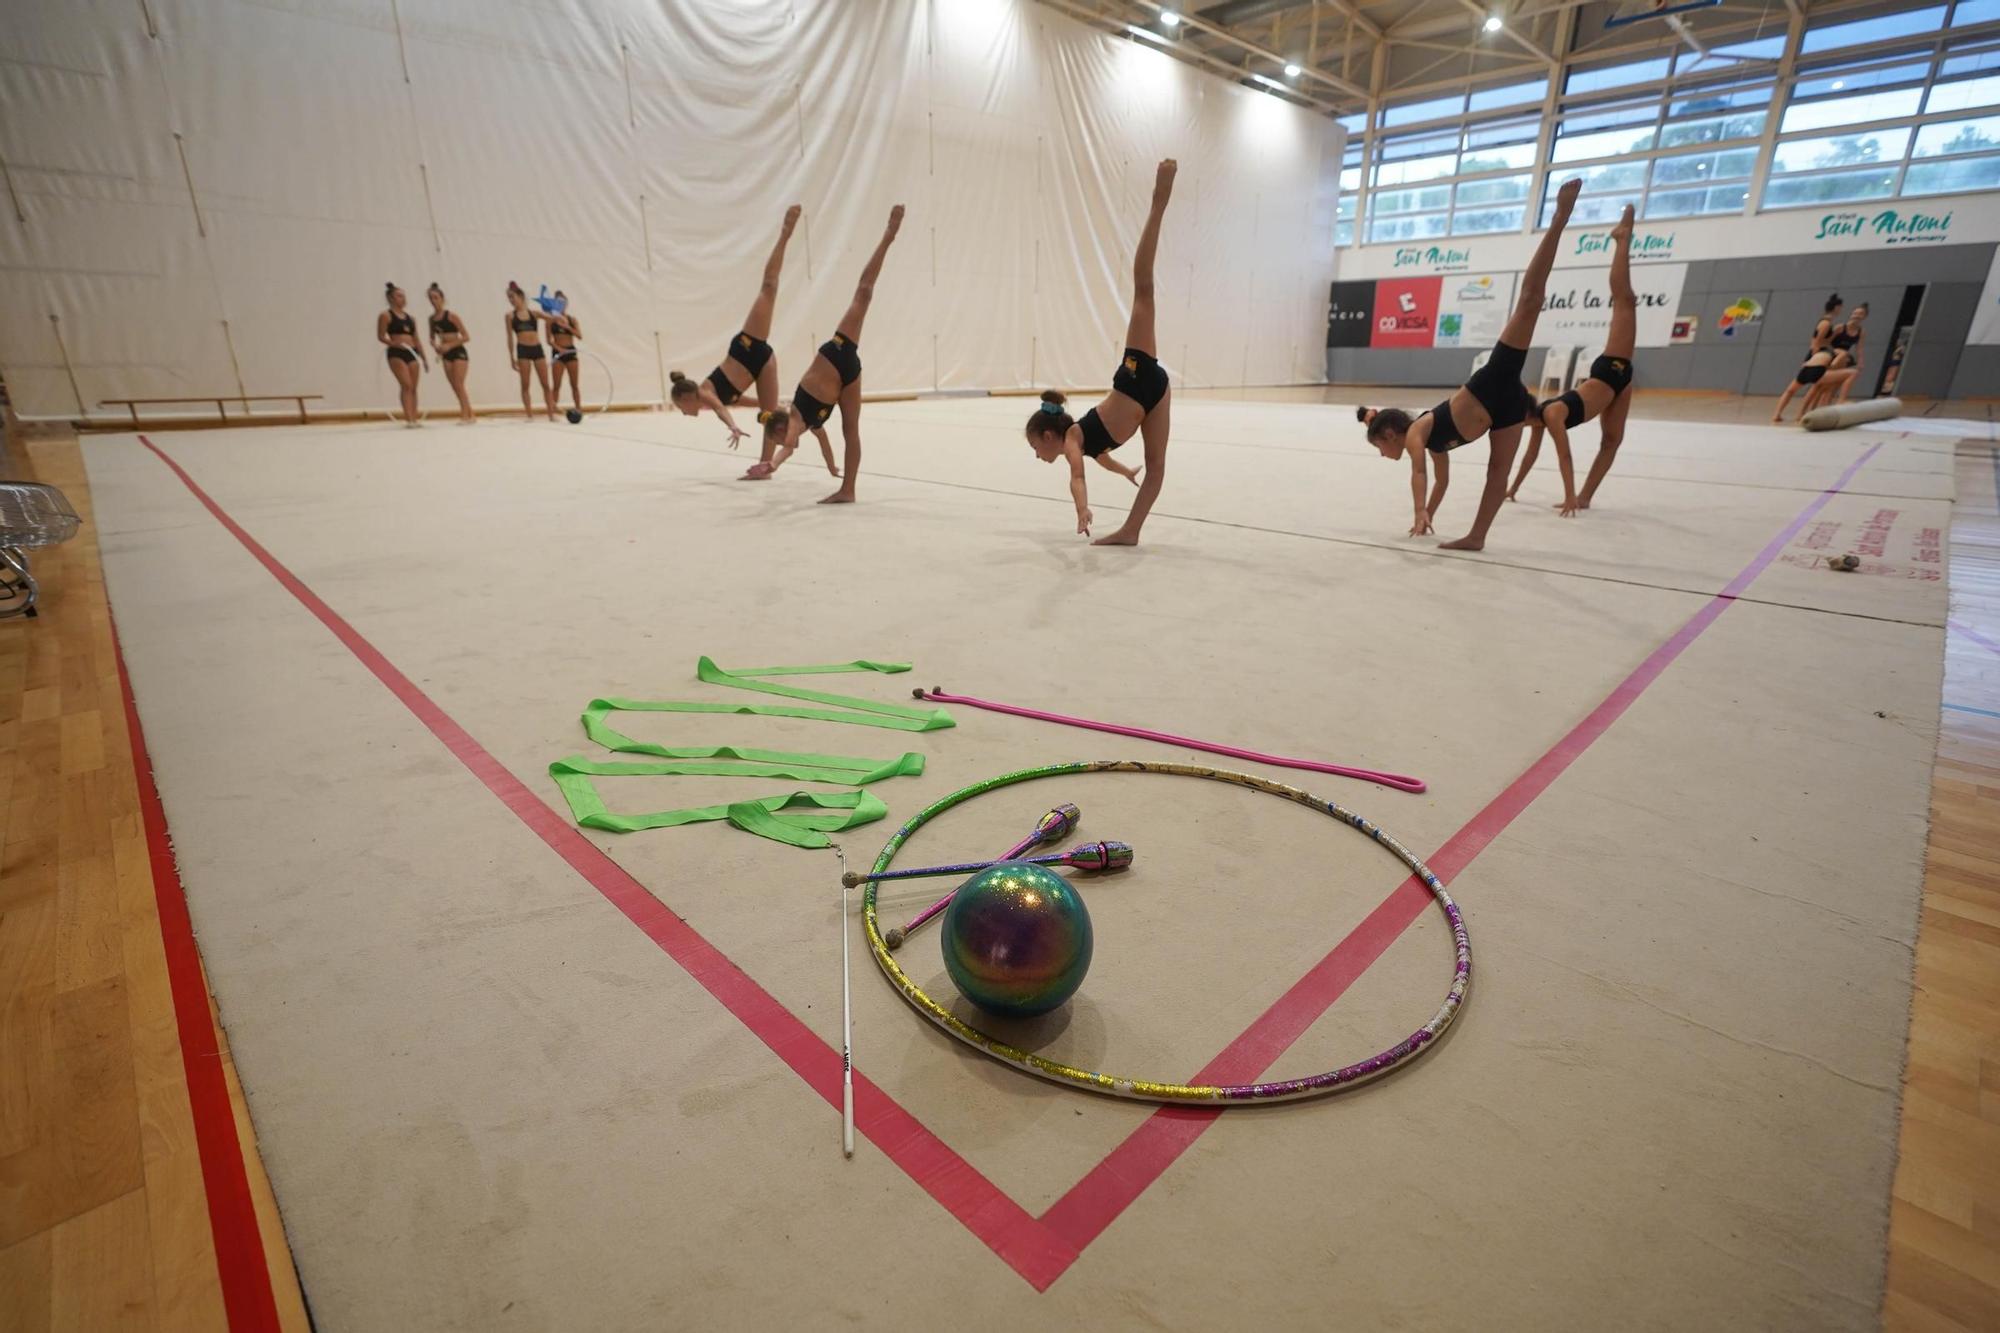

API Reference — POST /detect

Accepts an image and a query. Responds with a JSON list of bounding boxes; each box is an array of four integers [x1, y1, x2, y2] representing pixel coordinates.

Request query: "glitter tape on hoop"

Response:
[[863, 760, 1470, 1103]]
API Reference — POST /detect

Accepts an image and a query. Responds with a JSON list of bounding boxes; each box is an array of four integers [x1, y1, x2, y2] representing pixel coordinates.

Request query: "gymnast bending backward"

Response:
[[1506, 203, 1638, 516], [760, 203, 905, 502], [1364, 177, 1583, 551], [378, 282, 428, 427], [1770, 293, 1843, 422], [1021, 158, 1176, 546], [426, 283, 474, 424]]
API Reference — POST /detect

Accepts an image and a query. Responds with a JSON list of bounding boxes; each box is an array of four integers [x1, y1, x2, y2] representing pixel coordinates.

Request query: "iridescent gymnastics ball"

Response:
[[942, 861, 1092, 1018]]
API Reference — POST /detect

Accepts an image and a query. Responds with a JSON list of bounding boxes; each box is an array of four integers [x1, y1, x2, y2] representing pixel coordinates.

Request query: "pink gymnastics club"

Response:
[[883, 803, 1079, 950], [912, 687, 1427, 794]]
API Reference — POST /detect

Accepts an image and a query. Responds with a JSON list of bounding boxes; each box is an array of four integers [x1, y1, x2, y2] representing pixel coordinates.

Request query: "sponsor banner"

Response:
[[1370, 275, 1441, 348], [1326, 279, 1375, 348], [1718, 295, 1763, 337], [1671, 315, 1697, 344], [1538, 263, 1687, 349], [1434, 272, 1516, 348], [1970, 247, 2000, 345], [1336, 190, 2000, 278]]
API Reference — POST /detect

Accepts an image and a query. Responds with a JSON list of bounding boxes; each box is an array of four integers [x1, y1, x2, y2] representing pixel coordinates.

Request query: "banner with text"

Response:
[[1434, 272, 1517, 349], [1537, 262, 1688, 350], [1370, 276, 1442, 348]]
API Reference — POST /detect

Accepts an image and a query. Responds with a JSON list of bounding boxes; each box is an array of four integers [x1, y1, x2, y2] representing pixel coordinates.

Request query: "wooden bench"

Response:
[[99, 394, 323, 426]]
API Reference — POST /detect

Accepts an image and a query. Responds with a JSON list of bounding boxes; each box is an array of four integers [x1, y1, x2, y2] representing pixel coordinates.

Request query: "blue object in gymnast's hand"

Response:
[[534, 284, 567, 316]]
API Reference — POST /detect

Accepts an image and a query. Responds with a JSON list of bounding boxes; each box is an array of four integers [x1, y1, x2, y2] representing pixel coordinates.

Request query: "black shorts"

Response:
[[516, 343, 544, 361], [1589, 354, 1633, 394], [726, 330, 773, 378], [1427, 340, 1533, 452], [386, 345, 418, 365], [442, 346, 468, 363], [1795, 364, 1827, 386], [791, 385, 836, 431], [1111, 347, 1169, 412], [1540, 389, 1589, 429], [820, 333, 861, 387], [553, 348, 578, 364]]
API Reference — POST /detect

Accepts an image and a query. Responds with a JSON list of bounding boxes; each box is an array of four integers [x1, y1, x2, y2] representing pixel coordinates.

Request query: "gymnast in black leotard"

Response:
[[669, 207, 833, 471], [1772, 294, 1844, 422], [504, 282, 557, 421], [1806, 304, 1868, 412], [377, 282, 428, 427], [1505, 205, 1638, 515], [755, 204, 905, 503], [425, 283, 473, 424], [546, 293, 583, 417], [1022, 160, 1177, 546], [1362, 178, 1582, 551]]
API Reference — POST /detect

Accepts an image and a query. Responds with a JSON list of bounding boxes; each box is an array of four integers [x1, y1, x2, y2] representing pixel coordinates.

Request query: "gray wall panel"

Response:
[[1949, 345, 2000, 400]]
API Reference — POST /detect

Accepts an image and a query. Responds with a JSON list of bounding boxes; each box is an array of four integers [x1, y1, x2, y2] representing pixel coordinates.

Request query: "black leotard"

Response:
[[430, 312, 460, 337], [386, 310, 416, 336], [511, 310, 538, 334]]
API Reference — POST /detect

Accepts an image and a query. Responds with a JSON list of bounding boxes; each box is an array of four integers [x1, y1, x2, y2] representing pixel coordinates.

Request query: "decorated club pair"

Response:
[[841, 803, 1133, 950]]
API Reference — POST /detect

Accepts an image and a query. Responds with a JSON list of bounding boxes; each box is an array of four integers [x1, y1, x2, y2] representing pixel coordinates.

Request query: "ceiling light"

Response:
[[1161, 9, 1181, 25], [1483, 15, 1503, 33], [1127, 23, 1168, 43], [1831, 80, 1845, 89], [1285, 62, 1302, 77]]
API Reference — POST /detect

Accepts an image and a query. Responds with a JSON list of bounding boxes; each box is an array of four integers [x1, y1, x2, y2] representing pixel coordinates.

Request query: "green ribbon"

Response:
[[549, 658, 951, 849]]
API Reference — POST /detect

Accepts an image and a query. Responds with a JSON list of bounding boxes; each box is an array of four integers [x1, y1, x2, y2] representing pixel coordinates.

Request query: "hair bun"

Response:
[[1354, 405, 1371, 422], [1040, 389, 1066, 408], [669, 370, 688, 384]]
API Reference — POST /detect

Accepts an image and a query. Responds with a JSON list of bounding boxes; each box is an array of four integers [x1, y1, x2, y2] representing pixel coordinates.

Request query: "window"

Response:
[[1771, 129, 1913, 174], [1566, 58, 1671, 96], [1793, 61, 1929, 101], [1451, 206, 1526, 235], [1468, 78, 1546, 113], [1781, 87, 1926, 133], [1374, 184, 1453, 215], [1554, 123, 1658, 161], [1763, 167, 1901, 206], [1927, 74, 2000, 114], [1953, 0, 2000, 24], [1913, 113, 2000, 155], [1367, 212, 1448, 243], [1646, 183, 1750, 219], [1905, 153, 2000, 192], [1801, 8, 1947, 54], [1651, 145, 1758, 186], [1374, 152, 1456, 187], [1453, 174, 1531, 206], [1658, 110, 1766, 149], [1382, 93, 1465, 128], [1539, 191, 1643, 227]]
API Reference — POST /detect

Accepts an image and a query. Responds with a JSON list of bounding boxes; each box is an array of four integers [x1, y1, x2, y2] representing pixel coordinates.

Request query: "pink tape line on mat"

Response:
[[915, 688, 1426, 794]]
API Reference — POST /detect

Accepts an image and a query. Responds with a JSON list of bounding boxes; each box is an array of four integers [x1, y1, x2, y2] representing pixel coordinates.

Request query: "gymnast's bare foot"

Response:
[[1438, 535, 1486, 551], [1551, 177, 1581, 221], [1092, 528, 1140, 547], [819, 488, 855, 505], [782, 204, 801, 233], [1611, 203, 1634, 242]]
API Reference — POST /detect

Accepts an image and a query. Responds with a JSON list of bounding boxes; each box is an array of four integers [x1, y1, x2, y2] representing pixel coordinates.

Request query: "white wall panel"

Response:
[[0, 0, 1338, 418]]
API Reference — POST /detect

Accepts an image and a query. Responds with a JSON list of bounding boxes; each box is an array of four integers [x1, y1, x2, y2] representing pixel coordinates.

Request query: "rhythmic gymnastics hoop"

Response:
[[863, 760, 1470, 1104]]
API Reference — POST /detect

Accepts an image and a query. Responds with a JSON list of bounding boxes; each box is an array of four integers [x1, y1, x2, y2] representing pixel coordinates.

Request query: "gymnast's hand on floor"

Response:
[[1555, 495, 1581, 518], [1409, 511, 1434, 537], [1078, 507, 1093, 537]]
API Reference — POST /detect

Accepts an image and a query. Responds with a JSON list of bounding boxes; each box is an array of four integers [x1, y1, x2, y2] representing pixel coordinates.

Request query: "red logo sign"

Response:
[[1370, 276, 1442, 349]]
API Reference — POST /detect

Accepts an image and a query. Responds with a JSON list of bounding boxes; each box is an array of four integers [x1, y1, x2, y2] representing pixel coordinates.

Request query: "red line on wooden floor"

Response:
[[129, 433, 1880, 1293], [112, 613, 283, 1331]]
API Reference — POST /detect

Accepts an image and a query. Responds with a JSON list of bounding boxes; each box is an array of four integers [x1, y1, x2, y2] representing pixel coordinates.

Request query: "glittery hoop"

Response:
[[862, 760, 1470, 1103]]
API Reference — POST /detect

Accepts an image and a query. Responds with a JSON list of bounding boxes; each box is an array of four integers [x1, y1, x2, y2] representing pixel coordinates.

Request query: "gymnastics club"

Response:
[[912, 687, 1427, 794], [882, 803, 1079, 950], [842, 840, 1133, 888]]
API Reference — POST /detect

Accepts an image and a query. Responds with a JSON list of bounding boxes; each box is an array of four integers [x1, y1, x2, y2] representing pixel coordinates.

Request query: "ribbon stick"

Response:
[[913, 686, 1425, 794]]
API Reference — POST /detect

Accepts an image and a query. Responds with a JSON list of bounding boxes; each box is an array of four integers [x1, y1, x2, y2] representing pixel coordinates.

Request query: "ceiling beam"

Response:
[[1128, 0, 1372, 98], [1038, 0, 1346, 111]]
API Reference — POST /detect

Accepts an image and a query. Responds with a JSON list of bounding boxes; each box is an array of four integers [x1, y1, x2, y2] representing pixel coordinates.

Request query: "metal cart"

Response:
[[0, 481, 82, 619]]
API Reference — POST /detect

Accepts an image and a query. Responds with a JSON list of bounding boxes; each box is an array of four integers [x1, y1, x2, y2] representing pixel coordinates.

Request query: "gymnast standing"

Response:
[[426, 284, 474, 424], [1021, 159, 1177, 546], [378, 283, 429, 427], [669, 206, 829, 471], [504, 282, 557, 421], [1504, 204, 1638, 516], [1363, 177, 1582, 550], [547, 293, 584, 418], [1770, 294, 1843, 422], [758, 204, 905, 503]]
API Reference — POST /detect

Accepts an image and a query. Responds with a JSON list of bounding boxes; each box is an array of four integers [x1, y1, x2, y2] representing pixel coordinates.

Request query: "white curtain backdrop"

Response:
[[0, 0, 1341, 419]]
